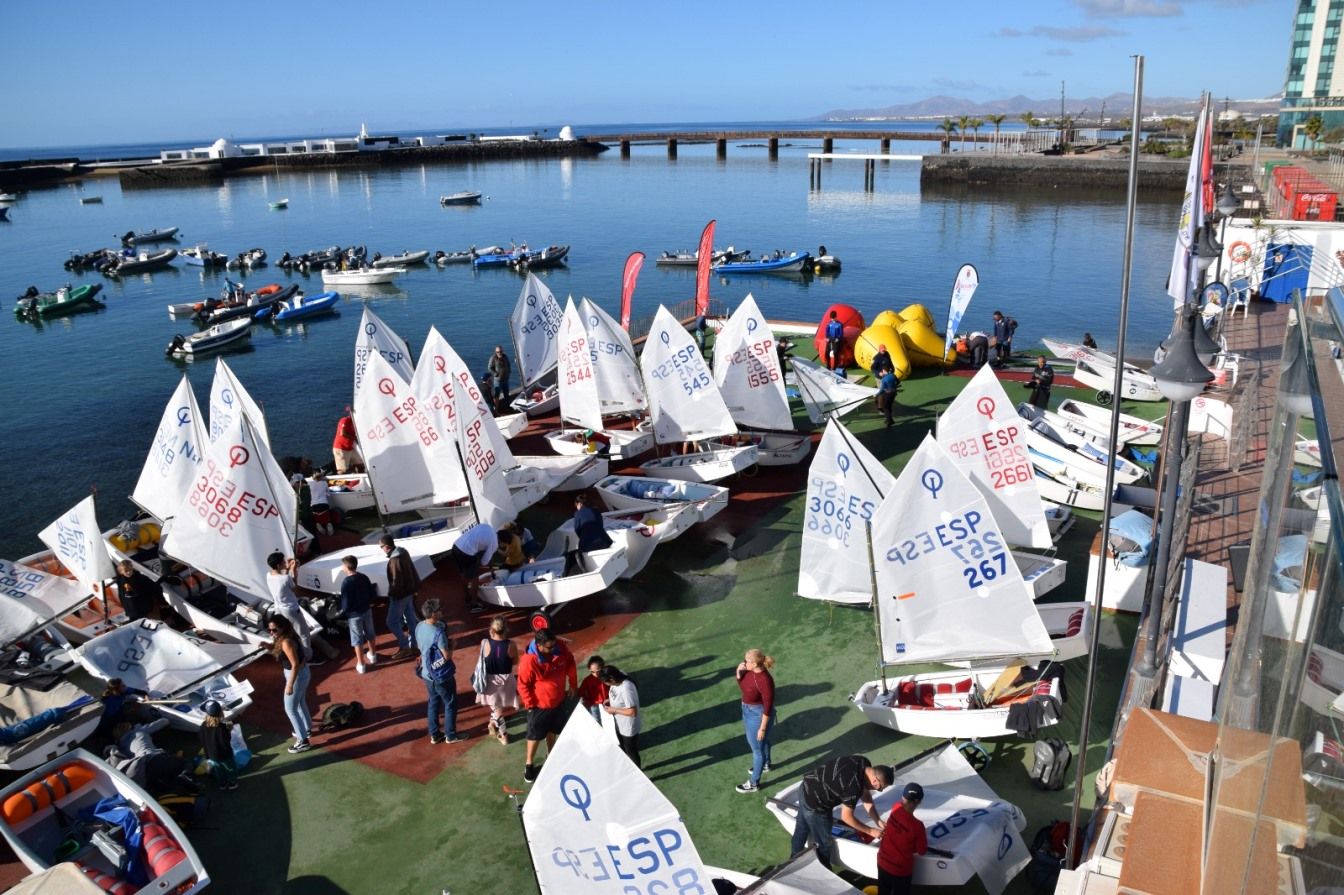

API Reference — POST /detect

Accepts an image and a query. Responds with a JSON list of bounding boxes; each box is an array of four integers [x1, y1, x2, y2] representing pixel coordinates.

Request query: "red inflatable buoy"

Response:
[[813, 304, 866, 370], [142, 821, 187, 878], [79, 863, 136, 894]]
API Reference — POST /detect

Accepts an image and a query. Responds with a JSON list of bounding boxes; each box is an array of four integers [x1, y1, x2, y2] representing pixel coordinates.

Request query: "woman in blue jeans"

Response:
[[735, 648, 776, 794], [269, 615, 313, 753]]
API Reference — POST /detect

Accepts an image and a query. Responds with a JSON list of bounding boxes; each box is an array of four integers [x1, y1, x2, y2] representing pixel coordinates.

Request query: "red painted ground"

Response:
[[945, 365, 1083, 389]]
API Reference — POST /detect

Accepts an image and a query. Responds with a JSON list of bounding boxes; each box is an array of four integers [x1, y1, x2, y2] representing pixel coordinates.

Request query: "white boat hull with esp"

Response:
[[544, 427, 654, 461], [595, 475, 729, 523], [638, 444, 758, 483], [1055, 398, 1162, 446], [0, 749, 209, 893], [851, 667, 1062, 740], [478, 543, 628, 609]]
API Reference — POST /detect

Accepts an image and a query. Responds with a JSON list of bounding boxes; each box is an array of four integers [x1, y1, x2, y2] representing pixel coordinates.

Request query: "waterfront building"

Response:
[[1279, 0, 1344, 147], [156, 123, 568, 162]]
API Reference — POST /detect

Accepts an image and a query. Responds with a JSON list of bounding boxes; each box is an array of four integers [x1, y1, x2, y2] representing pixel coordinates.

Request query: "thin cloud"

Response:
[[1074, 0, 1181, 16], [1023, 70, 1052, 77], [848, 83, 917, 93], [995, 24, 1126, 41], [933, 77, 990, 92]]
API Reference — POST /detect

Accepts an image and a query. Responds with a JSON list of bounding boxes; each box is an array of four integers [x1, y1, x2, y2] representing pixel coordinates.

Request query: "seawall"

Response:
[[920, 153, 1235, 191]]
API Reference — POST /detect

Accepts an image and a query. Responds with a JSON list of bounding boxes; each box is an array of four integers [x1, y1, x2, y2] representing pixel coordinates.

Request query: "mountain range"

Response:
[[815, 93, 1282, 121]]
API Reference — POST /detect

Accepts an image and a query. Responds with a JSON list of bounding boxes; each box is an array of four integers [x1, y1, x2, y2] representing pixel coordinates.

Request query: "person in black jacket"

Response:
[[1027, 356, 1055, 409], [199, 700, 239, 790]]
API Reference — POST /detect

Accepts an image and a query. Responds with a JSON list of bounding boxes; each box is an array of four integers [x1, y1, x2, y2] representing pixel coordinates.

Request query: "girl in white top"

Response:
[[600, 665, 641, 768]]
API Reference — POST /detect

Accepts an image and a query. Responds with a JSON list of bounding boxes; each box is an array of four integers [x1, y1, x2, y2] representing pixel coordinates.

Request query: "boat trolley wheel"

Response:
[[528, 610, 551, 632], [1096, 390, 1113, 406]]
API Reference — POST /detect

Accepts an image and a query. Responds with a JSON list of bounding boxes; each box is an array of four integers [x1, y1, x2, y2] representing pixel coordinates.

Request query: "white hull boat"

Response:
[[1072, 357, 1165, 404], [1034, 466, 1107, 511], [706, 431, 810, 466], [765, 744, 1030, 895], [320, 267, 405, 286], [166, 317, 251, 358], [1045, 504, 1075, 540], [595, 475, 730, 523], [1055, 398, 1162, 446], [508, 454, 607, 493], [1297, 437, 1323, 468], [296, 527, 449, 595], [158, 571, 322, 649], [479, 543, 628, 609], [544, 426, 654, 460], [324, 473, 376, 512], [0, 750, 209, 893], [1012, 550, 1067, 599], [512, 383, 559, 417], [1019, 402, 1113, 451], [495, 412, 528, 438], [1039, 601, 1091, 662], [545, 503, 697, 578], [637, 444, 758, 483], [0, 680, 101, 772], [851, 668, 1063, 739], [1024, 414, 1146, 485], [372, 250, 429, 268], [70, 619, 256, 731], [1041, 337, 1142, 373]]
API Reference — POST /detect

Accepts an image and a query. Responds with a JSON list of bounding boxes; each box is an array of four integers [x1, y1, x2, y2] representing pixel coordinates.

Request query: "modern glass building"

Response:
[[1280, 0, 1344, 147]]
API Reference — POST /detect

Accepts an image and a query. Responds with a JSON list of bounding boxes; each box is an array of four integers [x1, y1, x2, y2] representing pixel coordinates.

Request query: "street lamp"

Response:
[[1213, 182, 1240, 283], [1151, 310, 1215, 401]]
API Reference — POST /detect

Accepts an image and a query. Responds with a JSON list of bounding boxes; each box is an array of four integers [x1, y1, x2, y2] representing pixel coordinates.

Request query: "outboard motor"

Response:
[[165, 334, 186, 356]]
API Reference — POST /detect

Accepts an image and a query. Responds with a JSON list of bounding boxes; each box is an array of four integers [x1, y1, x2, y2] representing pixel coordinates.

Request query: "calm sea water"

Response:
[[0, 126, 1179, 558]]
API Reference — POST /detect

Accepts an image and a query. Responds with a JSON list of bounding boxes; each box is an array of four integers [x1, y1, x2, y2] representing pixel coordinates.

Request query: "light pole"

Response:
[[1213, 182, 1240, 284]]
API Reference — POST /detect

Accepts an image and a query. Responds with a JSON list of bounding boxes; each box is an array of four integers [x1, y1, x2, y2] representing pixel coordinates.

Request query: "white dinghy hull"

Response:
[[544, 427, 654, 460], [851, 668, 1062, 740], [479, 544, 628, 609], [637, 444, 758, 483], [546, 504, 697, 578], [595, 475, 729, 523], [296, 528, 448, 595]]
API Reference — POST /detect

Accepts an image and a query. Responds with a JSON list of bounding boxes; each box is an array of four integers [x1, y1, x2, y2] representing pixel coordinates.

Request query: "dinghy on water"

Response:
[[371, 250, 430, 268], [765, 743, 1031, 895], [165, 318, 252, 358], [120, 226, 179, 245], [320, 266, 404, 286], [0, 749, 210, 893]]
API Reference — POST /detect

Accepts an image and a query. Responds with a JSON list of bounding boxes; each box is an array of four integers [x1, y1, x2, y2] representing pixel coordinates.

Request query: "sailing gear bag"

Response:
[[320, 701, 365, 731], [1029, 737, 1072, 790]]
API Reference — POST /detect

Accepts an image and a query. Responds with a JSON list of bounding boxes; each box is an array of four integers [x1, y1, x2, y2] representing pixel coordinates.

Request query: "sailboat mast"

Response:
[[347, 408, 392, 534], [865, 520, 888, 694], [455, 440, 481, 526]]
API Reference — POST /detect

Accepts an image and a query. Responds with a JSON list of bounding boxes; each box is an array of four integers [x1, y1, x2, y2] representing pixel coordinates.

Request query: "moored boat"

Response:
[[511, 244, 569, 270], [119, 226, 179, 245], [79, 195, 103, 204], [225, 247, 267, 270], [434, 249, 475, 265], [268, 197, 289, 209], [180, 245, 227, 268], [105, 248, 177, 276], [371, 249, 430, 268], [13, 284, 103, 320], [439, 190, 482, 206], [272, 290, 340, 321], [654, 246, 749, 266], [320, 266, 404, 286], [165, 317, 251, 357], [713, 250, 810, 274], [0, 748, 210, 893], [200, 282, 297, 324]]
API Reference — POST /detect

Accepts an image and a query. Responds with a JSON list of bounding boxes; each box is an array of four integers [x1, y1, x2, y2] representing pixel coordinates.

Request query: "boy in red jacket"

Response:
[[876, 782, 928, 895], [517, 629, 577, 783]]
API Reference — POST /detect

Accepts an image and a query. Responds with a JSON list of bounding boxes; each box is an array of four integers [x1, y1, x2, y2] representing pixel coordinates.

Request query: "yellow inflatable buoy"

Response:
[[897, 302, 935, 329], [899, 318, 951, 368], [855, 325, 912, 378], [872, 309, 904, 330]]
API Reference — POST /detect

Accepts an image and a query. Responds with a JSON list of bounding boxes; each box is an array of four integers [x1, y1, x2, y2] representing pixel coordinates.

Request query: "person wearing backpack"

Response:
[[414, 598, 462, 745], [992, 311, 1017, 365], [199, 700, 239, 791]]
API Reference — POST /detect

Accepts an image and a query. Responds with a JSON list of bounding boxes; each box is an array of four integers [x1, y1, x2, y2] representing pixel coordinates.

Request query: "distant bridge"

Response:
[[579, 128, 1059, 159]]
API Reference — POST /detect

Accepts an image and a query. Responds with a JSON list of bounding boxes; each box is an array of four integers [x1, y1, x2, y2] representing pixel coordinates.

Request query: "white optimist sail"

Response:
[[712, 293, 792, 431], [354, 349, 438, 514], [132, 375, 208, 521], [37, 496, 114, 597], [642, 305, 736, 443], [512, 273, 563, 387], [209, 358, 269, 445], [798, 421, 894, 604], [0, 559, 95, 647], [937, 365, 1052, 549], [791, 357, 878, 424], [410, 328, 472, 505], [873, 433, 1051, 665], [522, 706, 711, 894], [579, 296, 646, 415], [160, 413, 294, 599], [557, 298, 604, 431], [354, 306, 414, 397], [439, 336, 517, 528]]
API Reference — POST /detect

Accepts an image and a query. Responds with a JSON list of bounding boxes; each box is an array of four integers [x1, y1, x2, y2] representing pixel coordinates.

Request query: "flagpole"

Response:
[[1066, 54, 1143, 868]]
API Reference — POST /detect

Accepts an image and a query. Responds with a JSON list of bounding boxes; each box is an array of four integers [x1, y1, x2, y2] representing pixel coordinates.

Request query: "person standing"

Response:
[[477, 615, 520, 745], [517, 628, 577, 783], [694, 314, 708, 353], [266, 552, 313, 661], [870, 344, 894, 379], [414, 598, 461, 744], [968, 331, 990, 369], [450, 522, 500, 614], [309, 471, 333, 536], [339, 555, 378, 673], [199, 700, 240, 791], [112, 560, 158, 622], [488, 345, 511, 412], [991, 311, 1015, 365], [824, 311, 845, 371], [381, 534, 421, 660], [877, 370, 900, 429], [268, 614, 312, 753], [789, 755, 892, 869], [578, 655, 608, 722], [876, 783, 928, 895], [332, 408, 362, 474], [1082, 332, 1099, 350], [1027, 356, 1055, 410], [600, 665, 642, 768], [735, 648, 776, 794]]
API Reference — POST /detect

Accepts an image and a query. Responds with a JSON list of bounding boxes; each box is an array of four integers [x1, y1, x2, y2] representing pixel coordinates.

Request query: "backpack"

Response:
[[1007, 317, 1019, 335], [1026, 821, 1071, 893], [1029, 737, 1072, 790], [320, 701, 365, 731], [158, 791, 211, 830]]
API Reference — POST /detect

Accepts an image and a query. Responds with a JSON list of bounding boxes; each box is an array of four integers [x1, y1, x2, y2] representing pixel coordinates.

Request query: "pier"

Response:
[[583, 127, 1062, 158], [807, 152, 921, 190]]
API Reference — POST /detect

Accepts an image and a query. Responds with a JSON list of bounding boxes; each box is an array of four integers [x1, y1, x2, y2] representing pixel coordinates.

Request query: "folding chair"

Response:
[[1228, 277, 1251, 321]]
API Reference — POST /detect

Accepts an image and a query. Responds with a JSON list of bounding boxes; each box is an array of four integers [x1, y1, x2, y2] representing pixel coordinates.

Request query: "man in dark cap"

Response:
[[789, 754, 892, 869], [876, 781, 928, 894]]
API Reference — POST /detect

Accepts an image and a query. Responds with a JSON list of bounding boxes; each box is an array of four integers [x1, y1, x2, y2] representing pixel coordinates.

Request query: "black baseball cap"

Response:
[[903, 782, 924, 802]]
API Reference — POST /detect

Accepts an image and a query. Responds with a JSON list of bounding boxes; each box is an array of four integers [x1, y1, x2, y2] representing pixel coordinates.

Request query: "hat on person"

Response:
[[203, 700, 224, 719], [290, 473, 304, 486], [903, 782, 924, 802], [583, 429, 595, 439]]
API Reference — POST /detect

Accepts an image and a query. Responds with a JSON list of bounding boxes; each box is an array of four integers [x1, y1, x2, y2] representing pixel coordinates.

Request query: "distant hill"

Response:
[[815, 93, 1282, 121]]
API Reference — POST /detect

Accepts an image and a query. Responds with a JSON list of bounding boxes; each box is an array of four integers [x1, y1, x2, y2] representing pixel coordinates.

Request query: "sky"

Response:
[[2, 0, 1290, 148]]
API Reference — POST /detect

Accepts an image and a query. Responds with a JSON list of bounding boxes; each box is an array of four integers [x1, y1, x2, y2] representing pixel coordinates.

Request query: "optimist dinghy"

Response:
[[478, 541, 628, 610], [595, 475, 729, 523], [1034, 466, 1107, 511], [765, 743, 1030, 895], [1055, 397, 1162, 446], [1021, 405, 1146, 485], [1041, 336, 1143, 373], [296, 528, 447, 596], [1071, 357, 1164, 404], [0, 749, 209, 893], [0, 682, 101, 772], [545, 503, 698, 578]]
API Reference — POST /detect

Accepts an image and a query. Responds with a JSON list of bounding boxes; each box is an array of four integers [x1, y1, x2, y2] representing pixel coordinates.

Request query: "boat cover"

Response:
[[7, 864, 104, 895], [1107, 510, 1155, 567], [0, 680, 101, 769], [72, 620, 254, 696], [0, 559, 92, 647]]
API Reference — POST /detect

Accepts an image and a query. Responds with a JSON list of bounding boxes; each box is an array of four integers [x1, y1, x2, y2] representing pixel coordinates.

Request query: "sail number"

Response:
[[648, 344, 712, 396], [805, 476, 877, 547], [461, 418, 499, 480], [365, 395, 439, 447], [0, 563, 47, 601], [186, 459, 283, 538], [546, 827, 704, 892], [884, 509, 1007, 590], [727, 338, 778, 389], [945, 425, 1031, 491], [116, 632, 154, 674], [521, 306, 562, 338]]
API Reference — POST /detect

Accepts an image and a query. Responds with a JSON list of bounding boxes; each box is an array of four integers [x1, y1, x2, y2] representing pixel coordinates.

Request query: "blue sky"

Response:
[[3, 0, 1288, 147]]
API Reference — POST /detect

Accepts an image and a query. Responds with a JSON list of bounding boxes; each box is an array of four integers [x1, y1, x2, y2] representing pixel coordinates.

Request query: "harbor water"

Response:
[[0, 128, 1180, 558]]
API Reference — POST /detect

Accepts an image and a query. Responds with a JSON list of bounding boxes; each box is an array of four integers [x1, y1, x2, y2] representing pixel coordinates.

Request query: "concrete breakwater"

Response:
[[919, 153, 1228, 191]]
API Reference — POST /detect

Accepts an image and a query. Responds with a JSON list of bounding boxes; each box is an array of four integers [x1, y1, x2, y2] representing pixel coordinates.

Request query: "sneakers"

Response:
[[443, 734, 464, 744], [487, 719, 499, 738], [747, 763, 772, 774], [392, 647, 416, 660], [356, 662, 366, 674], [287, 740, 311, 754], [224, 781, 240, 791], [735, 780, 758, 793], [523, 764, 538, 784], [429, 734, 444, 745], [364, 650, 378, 665], [498, 730, 509, 746]]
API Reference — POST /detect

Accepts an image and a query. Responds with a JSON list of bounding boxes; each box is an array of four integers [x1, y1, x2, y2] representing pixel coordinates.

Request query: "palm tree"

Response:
[[969, 118, 984, 150], [936, 118, 958, 154], [957, 115, 971, 153], [986, 113, 1006, 153], [1019, 111, 1037, 128], [1304, 113, 1325, 150]]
